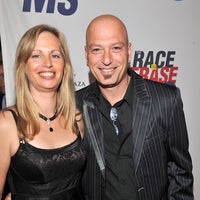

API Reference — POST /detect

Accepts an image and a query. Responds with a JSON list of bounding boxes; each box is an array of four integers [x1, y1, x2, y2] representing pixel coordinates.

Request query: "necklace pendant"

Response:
[[47, 119, 53, 133], [39, 111, 57, 134], [49, 127, 54, 132]]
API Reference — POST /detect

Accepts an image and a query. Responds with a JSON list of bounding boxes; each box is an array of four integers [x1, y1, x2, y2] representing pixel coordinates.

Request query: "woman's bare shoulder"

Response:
[[0, 108, 19, 156], [0, 107, 16, 124], [0, 108, 18, 138]]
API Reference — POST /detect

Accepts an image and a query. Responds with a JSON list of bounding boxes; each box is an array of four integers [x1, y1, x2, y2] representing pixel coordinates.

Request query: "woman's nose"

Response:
[[44, 56, 52, 68]]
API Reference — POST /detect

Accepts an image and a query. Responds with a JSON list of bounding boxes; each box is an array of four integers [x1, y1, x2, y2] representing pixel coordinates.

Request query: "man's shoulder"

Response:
[[144, 78, 178, 92], [76, 82, 98, 105], [130, 69, 179, 97], [130, 70, 177, 91], [141, 77, 181, 103]]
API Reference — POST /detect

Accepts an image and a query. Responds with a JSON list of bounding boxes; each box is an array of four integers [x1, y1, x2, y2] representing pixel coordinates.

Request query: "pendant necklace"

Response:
[[39, 111, 58, 133]]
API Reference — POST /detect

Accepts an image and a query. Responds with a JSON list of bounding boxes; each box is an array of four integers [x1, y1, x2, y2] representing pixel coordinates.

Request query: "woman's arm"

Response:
[[0, 110, 19, 199]]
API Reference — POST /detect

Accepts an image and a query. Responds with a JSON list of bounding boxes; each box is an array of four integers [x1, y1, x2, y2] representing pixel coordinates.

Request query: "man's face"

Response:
[[85, 18, 132, 88], [0, 65, 5, 94]]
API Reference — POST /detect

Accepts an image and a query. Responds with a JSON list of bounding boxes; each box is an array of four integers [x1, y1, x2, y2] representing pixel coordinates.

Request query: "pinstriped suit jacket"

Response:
[[76, 69, 193, 200]]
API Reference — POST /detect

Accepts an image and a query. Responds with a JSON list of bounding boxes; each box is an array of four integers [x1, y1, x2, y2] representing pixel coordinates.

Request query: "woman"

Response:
[[0, 24, 86, 200]]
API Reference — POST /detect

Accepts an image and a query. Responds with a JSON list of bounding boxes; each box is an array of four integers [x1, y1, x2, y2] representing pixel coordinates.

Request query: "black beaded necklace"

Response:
[[39, 111, 58, 133]]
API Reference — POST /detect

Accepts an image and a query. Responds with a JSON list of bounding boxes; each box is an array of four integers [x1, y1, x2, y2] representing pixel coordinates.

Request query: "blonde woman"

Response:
[[0, 24, 86, 200]]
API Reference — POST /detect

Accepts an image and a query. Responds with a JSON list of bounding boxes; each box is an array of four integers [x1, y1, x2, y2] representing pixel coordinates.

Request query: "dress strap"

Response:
[[75, 122, 82, 139], [6, 109, 18, 123], [6, 109, 25, 143]]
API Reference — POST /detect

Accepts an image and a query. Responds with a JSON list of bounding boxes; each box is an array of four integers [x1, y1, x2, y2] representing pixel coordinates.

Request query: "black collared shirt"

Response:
[[95, 70, 138, 200]]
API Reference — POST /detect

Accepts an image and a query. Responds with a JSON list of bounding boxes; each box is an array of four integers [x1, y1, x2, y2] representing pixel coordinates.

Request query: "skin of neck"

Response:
[[32, 92, 57, 116], [99, 74, 130, 106]]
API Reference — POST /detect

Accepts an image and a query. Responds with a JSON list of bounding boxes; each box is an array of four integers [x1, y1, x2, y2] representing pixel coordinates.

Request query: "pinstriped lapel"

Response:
[[83, 100, 105, 179], [132, 72, 152, 172]]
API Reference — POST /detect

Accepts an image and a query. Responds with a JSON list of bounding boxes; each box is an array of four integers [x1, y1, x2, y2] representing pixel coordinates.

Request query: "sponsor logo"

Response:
[[74, 74, 86, 90], [74, 81, 86, 89], [131, 50, 179, 85], [22, 0, 78, 15]]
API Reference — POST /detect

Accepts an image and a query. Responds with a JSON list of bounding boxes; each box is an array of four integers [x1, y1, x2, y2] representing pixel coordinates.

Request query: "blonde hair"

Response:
[[15, 24, 76, 140]]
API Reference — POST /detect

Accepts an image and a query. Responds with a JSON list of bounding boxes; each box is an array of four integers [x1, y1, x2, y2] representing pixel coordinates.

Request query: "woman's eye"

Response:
[[52, 54, 61, 59], [31, 54, 41, 59]]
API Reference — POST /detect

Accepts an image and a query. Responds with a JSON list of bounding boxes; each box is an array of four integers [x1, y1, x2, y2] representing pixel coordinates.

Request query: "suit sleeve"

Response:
[[167, 88, 194, 199]]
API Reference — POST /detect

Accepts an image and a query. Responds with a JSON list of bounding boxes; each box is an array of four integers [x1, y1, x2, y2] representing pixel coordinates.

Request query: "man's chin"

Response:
[[98, 81, 116, 89]]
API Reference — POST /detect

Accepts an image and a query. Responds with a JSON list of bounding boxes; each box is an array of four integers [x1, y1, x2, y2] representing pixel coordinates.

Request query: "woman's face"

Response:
[[26, 31, 64, 94]]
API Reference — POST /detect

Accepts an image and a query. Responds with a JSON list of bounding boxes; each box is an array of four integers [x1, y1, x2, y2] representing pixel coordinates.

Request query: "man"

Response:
[[76, 14, 193, 200]]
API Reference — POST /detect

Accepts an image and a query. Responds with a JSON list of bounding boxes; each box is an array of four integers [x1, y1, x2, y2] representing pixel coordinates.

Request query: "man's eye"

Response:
[[91, 48, 102, 54], [112, 46, 122, 52]]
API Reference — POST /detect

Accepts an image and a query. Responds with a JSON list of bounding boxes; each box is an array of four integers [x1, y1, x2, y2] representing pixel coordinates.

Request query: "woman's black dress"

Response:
[[6, 111, 86, 200]]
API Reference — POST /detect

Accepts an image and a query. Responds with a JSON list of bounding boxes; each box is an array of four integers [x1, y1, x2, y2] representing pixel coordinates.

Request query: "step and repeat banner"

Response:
[[0, 0, 199, 198]]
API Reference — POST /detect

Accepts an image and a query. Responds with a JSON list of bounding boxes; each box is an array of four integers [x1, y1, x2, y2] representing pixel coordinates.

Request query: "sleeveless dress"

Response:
[[6, 110, 86, 200]]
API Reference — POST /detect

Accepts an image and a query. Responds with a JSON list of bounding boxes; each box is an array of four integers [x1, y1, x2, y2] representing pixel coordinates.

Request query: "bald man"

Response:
[[76, 14, 193, 200]]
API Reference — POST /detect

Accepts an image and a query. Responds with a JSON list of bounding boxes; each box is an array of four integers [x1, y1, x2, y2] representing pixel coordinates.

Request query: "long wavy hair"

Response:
[[15, 24, 76, 140]]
